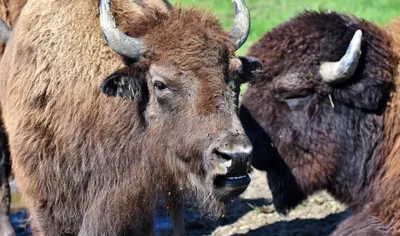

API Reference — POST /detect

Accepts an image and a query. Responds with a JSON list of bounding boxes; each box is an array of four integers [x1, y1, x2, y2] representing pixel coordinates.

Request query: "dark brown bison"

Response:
[[0, 0, 263, 235], [240, 11, 400, 235]]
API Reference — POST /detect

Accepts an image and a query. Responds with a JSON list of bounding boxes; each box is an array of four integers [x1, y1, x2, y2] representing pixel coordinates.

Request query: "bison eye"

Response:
[[279, 89, 313, 100], [154, 81, 168, 91]]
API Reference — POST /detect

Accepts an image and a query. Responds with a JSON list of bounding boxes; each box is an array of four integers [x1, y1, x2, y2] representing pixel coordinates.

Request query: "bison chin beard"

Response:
[[184, 160, 251, 218], [184, 173, 252, 218], [186, 173, 228, 218]]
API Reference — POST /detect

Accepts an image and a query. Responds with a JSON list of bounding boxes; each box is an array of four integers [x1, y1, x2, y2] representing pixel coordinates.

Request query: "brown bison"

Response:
[[0, 0, 263, 235], [240, 11, 400, 235]]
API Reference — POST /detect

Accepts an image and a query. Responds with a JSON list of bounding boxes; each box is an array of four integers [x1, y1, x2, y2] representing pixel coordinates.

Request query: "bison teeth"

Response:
[[226, 175, 247, 180]]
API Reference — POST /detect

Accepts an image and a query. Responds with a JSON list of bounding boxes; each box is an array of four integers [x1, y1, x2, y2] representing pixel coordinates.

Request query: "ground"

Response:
[[10, 170, 349, 236], [157, 170, 349, 236]]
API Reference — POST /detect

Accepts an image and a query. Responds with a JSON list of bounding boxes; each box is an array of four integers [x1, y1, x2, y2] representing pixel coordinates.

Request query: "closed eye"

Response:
[[278, 88, 313, 100]]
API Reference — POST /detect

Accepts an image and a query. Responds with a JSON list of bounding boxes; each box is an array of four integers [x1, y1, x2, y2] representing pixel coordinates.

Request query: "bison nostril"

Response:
[[210, 134, 253, 176], [214, 149, 233, 161], [211, 136, 253, 178], [213, 145, 252, 162]]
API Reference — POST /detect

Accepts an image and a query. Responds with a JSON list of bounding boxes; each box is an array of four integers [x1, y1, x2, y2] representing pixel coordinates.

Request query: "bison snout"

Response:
[[212, 136, 252, 175], [209, 132, 253, 199], [210, 132, 252, 177]]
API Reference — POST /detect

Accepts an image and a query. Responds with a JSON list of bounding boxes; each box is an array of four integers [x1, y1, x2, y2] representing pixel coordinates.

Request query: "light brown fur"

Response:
[[0, 0, 255, 235]]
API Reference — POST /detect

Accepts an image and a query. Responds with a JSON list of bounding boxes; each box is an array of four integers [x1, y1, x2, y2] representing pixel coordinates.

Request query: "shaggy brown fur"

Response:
[[0, 0, 259, 235], [240, 12, 400, 235]]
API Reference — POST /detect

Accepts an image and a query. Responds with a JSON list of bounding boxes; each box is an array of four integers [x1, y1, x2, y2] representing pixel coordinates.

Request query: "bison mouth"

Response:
[[212, 174, 251, 200]]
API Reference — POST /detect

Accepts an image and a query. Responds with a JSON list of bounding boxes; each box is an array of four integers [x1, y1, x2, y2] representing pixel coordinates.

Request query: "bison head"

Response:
[[98, 0, 263, 214], [240, 12, 397, 214]]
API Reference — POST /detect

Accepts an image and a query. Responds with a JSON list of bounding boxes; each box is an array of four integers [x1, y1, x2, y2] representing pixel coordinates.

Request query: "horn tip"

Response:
[[353, 30, 363, 42]]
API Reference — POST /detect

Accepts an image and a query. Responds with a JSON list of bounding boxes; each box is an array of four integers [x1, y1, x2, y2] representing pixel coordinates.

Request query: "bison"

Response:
[[0, 0, 263, 235], [240, 11, 400, 235]]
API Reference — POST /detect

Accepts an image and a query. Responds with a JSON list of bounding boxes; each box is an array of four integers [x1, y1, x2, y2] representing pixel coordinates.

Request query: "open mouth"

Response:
[[220, 174, 251, 187], [213, 174, 251, 200]]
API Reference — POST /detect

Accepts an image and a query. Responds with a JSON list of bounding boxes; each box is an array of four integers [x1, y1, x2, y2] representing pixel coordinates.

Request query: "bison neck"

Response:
[[324, 113, 385, 213]]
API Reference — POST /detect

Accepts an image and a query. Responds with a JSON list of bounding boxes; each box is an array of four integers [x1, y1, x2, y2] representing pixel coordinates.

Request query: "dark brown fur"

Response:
[[240, 11, 400, 235], [0, 0, 259, 235]]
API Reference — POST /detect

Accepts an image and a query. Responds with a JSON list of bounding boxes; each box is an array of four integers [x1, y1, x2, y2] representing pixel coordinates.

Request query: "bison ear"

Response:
[[239, 56, 263, 83], [333, 77, 393, 112], [100, 69, 146, 100]]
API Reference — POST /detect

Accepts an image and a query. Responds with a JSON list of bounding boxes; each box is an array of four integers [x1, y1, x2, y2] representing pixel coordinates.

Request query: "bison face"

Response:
[[97, 0, 264, 215], [240, 12, 396, 214], [100, 47, 262, 213]]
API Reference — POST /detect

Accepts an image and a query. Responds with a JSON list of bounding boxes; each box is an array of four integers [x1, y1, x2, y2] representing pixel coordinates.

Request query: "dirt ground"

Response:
[[10, 170, 350, 236]]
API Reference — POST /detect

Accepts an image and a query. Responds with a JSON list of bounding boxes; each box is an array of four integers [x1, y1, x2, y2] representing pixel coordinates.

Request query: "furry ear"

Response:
[[332, 77, 392, 111], [239, 56, 263, 83], [100, 68, 147, 100]]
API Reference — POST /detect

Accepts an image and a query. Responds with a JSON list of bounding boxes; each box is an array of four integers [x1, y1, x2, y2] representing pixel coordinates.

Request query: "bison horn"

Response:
[[230, 0, 251, 50], [319, 30, 362, 84], [0, 19, 11, 44], [99, 0, 143, 60]]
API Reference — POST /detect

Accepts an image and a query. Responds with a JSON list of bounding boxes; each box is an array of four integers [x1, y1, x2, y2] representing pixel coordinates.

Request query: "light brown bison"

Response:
[[0, 0, 263, 235], [240, 11, 400, 235]]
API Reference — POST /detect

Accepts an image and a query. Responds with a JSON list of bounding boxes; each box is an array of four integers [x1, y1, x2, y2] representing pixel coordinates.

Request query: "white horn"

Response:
[[320, 30, 362, 84]]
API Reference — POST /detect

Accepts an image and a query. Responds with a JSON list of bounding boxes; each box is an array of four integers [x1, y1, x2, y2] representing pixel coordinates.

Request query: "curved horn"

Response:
[[0, 19, 11, 44], [319, 30, 363, 84], [230, 0, 250, 50], [99, 0, 143, 60]]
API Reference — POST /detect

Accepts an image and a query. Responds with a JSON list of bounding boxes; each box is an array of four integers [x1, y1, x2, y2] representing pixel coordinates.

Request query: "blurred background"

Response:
[[170, 0, 400, 56]]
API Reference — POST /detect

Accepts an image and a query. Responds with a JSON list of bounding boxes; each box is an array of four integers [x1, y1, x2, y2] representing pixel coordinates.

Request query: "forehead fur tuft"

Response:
[[123, 6, 236, 72]]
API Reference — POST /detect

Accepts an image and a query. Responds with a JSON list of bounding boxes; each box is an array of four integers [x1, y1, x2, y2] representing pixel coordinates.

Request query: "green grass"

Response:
[[170, 0, 400, 56]]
